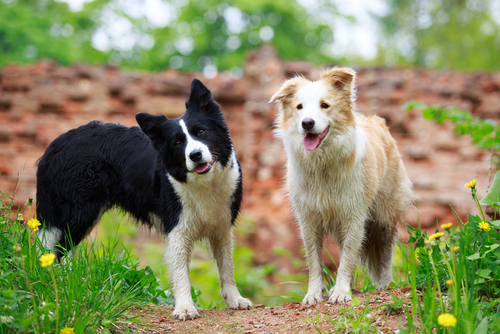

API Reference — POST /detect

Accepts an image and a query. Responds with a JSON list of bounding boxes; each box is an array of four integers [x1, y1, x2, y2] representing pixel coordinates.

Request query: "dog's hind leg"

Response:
[[37, 227, 63, 253], [362, 218, 397, 289], [37, 202, 107, 260], [166, 231, 199, 321], [301, 220, 326, 305], [209, 231, 252, 310]]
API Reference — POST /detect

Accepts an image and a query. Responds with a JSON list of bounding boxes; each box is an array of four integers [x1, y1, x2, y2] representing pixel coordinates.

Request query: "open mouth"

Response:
[[303, 126, 330, 151], [193, 157, 215, 174]]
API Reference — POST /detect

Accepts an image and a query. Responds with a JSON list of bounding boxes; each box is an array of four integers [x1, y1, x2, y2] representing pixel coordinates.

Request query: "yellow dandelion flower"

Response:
[[428, 232, 445, 241], [438, 313, 457, 327], [478, 221, 491, 232], [60, 327, 75, 334], [441, 222, 453, 230], [464, 179, 477, 188], [39, 253, 55, 267], [446, 279, 453, 287], [453, 246, 460, 253], [27, 218, 41, 232]]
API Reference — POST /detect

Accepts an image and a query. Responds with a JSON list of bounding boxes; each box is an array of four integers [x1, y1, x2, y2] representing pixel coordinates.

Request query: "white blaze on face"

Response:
[[179, 120, 212, 172], [296, 81, 330, 135]]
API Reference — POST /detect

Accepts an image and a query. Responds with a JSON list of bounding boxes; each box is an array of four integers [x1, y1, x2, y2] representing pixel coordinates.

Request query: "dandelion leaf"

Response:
[[479, 172, 500, 207], [467, 252, 481, 260], [474, 316, 488, 334], [477, 269, 492, 279]]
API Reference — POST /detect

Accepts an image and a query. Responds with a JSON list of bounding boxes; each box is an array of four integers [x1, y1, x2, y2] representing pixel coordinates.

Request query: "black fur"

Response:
[[36, 78, 242, 255]]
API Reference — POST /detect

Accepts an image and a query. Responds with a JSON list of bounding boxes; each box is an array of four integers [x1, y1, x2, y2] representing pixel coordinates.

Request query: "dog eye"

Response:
[[321, 103, 329, 109], [297, 104, 303, 110], [174, 140, 182, 147], [198, 129, 205, 135]]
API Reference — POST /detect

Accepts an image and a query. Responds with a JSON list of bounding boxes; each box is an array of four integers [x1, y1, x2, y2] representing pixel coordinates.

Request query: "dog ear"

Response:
[[320, 67, 356, 92], [136, 113, 167, 143], [269, 77, 303, 104], [186, 78, 214, 110]]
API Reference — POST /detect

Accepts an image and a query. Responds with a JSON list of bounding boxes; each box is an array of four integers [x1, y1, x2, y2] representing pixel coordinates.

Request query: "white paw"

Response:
[[173, 304, 200, 321], [226, 295, 253, 310], [327, 287, 352, 304], [302, 290, 324, 305]]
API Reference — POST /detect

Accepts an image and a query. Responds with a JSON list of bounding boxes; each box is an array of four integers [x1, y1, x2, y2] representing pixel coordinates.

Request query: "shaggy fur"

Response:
[[36, 79, 252, 320], [271, 67, 413, 304]]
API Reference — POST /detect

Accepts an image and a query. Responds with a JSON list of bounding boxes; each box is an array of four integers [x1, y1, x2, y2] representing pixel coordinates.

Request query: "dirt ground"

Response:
[[126, 287, 413, 333]]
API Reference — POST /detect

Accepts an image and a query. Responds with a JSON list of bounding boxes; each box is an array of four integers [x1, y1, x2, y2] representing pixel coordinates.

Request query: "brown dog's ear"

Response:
[[320, 67, 356, 92], [269, 77, 304, 104]]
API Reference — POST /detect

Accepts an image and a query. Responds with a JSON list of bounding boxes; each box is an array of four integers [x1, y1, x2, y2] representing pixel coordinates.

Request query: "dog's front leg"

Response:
[[167, 234, 199, 321], [209, 231, 252, 310], [301, 222, 325, 305], [327, 217, 365, 304]]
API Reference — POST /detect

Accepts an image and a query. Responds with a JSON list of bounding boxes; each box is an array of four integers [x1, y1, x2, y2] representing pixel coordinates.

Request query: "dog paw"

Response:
[[173, 305, 200, 321], [227, 296, 253, 310], [327, 290, 352, 304], [302, 291, 324, 305]]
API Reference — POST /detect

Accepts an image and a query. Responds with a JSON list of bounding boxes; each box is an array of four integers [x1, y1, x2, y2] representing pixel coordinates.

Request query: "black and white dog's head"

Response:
[[136, 79, 233, 183]]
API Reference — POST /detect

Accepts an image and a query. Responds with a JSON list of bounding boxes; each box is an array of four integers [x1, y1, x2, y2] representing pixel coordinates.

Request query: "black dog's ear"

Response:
[[186, 78, 213, 110], [136, 113, 167, 143]]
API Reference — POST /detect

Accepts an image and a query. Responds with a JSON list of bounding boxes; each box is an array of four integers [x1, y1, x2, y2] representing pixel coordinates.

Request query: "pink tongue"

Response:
[[194, 163, 209, 173], [304, 133, 320, 151]]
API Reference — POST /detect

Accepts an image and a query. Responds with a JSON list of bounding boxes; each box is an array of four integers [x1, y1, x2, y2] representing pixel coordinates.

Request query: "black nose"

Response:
[[189, 150, 202, 162], [302, 118, 315, 130]]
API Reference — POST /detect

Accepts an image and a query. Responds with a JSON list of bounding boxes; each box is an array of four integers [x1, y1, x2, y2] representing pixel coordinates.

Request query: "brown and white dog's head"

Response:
[[271, 67, 356, 152]]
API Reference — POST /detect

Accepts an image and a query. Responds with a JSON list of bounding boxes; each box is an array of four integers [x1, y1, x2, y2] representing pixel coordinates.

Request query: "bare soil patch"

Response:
[[127, 287, 412, 333]]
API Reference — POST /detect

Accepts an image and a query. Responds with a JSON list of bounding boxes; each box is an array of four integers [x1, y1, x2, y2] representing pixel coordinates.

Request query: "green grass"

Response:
[[0, 192, 169, 333]]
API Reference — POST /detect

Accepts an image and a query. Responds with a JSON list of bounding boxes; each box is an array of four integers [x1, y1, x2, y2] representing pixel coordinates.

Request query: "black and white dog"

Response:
[[36, 78, 252, 320]]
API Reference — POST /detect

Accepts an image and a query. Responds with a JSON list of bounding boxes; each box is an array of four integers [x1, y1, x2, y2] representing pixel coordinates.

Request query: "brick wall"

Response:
[[1, 45, 499, 267]]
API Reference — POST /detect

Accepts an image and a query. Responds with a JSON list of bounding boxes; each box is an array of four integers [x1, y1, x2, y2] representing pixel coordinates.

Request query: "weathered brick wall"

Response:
[[1, 45, 499, 267]]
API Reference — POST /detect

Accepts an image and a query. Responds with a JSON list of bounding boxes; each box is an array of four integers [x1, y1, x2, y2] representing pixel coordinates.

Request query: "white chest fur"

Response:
[[168, 151, 240, 240], [286, 125, 368, 228]]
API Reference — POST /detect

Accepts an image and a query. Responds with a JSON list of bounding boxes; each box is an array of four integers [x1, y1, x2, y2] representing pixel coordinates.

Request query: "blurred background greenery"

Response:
[[1, 0, 499, 74]]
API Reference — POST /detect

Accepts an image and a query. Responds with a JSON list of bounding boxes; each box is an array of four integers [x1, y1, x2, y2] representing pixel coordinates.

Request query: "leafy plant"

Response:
[[323, 298, 376, 334], [0, 190, 171, 333], [383, 292, 406, 316], [404, 101, 500, 152], [401, 174, 500, 333]]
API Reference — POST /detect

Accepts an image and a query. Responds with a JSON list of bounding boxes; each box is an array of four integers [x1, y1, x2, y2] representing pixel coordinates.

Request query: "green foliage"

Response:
[[401, 174, 500, 333], [480, 172, 500, 208], [404, 101, 500, 152], [383, 292, 407, 316], [375, 0, 500, 70], [324, 299, 377, 334], [0, 0, 338, 72], [146, 0, 336, 72], [0, 190, 170, 333], [0, 0, 107, 67]]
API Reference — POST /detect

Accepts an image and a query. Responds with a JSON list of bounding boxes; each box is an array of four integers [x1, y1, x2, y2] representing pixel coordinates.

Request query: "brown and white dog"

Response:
[[270, 67, 413, 304]]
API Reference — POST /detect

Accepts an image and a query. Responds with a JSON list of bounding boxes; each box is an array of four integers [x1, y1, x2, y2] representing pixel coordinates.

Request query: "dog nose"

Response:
[[189, 150, 202, 162], [302, 118, 315, 130]]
